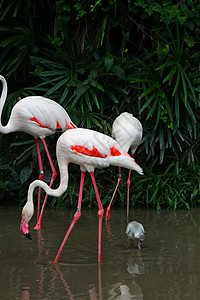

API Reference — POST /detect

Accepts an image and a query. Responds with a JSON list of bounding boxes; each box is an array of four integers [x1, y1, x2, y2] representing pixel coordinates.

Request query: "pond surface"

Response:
[[1, 205, 200, 299]]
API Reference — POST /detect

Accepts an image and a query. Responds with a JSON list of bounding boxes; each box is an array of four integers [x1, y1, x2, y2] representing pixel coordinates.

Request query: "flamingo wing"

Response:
[[9, 96, 76, 136], [69, 129, 123, 158]]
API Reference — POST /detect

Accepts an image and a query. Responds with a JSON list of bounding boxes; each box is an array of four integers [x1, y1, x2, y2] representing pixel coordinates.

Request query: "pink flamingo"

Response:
[[105, 112, 143, 220], [20, 128, 143, 263], [0, 75, 76, 228]]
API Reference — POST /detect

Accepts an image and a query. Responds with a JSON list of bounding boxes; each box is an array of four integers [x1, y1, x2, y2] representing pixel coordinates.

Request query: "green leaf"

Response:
[[135, 57, 153, 75], [75, 83, 88, 99], [139, 85, 156, 99], [146, 97, 158, 120], [164, 99, 173, 123], [111, 65, 125, 79], [71, 83, 88, 108], [163, 65, 178, 83], [0, 2, 14, 20], [156, 61, 176, 71], [37, 75, 67, 87], [139, 92, 156, 114], [90, 87, 100, 109], [45, 78, 68, 97], [185, 101, 196, 123], [20, 166, 33, 185], [39, 71, 68, 77], [131, 78, 154, 84], [172, 69, 180, 96], [181, 69, 198, 107], [155, 100, 161, 129], [179, 69, 187, 106], [174, 94, 180, 127], [59, 86, 70, 105], [104, 56, 114, 72], [106, 88, 118, 103], [90, 81, 105, 92], [85, 91, 92, 111]]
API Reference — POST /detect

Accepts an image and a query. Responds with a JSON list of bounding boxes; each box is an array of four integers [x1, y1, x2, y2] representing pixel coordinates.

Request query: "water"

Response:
[[1, 205, 200, 299]]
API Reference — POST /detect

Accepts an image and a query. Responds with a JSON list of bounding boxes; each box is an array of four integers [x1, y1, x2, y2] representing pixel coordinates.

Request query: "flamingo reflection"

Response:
[[35, 230, 102, 300]]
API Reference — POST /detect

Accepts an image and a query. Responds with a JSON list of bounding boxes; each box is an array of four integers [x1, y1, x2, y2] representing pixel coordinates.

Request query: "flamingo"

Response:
[[105, 112, 142, 220], [126, 221, 145, 249], [0, 75, 76, 229], [20, 128, 143, 263]]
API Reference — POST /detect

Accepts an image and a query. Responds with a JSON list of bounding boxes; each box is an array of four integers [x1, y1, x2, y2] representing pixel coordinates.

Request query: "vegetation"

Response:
[[0, 0, 200, 210]]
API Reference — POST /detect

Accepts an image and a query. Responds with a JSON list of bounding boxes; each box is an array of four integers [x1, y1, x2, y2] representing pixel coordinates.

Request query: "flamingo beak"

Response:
[[138, 240, 143, 249], [20, 215, 32, 240]]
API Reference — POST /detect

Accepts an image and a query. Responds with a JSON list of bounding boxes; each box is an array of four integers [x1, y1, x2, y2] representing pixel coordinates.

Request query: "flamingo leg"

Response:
[[34, 138, 57, 230], [90, 172, 104, 263], [127, 169, 131, 218], [127, 154, 133, 219], [35, 138, 44, 221], [98, 262, 103, 300], [54, 172, 85, 263], [105, 167, 121, 221]]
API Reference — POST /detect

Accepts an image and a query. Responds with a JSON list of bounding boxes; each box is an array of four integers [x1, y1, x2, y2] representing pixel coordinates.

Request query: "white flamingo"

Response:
[[106, 112, 143, 220], [0, 75, 76, 229], [20, 128, 143, 263]]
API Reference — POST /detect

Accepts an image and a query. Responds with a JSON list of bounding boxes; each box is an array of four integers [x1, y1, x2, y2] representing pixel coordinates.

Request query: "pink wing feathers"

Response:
[[58, 128, 143, 174], [69, 128, 123, 158], [25, 97, 76, 130]]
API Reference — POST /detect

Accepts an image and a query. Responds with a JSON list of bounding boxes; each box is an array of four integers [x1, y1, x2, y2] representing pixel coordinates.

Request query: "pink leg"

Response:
[[98, 263, 103, 300], [127, 154, 133, 218], [54, 172, 85, 263], [35, 138, 44, 221], [90, 172, 104, 263], [127, 169, 131, 218], [55, 264, 75, 298], [105, 167, 121, 221], [34, 138, 57, 230]]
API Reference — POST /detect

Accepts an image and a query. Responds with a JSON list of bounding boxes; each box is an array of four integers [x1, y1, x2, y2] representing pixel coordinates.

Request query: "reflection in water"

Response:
[[36, 229, 76, 300], [23, 229, 103, 300], [21, 286, 30, 300], [2, 207, 200, 299], [126, 253, 145, 275], [106, 219, 144, 299], [108, 282, 143, 300], [55, 264, 75, 300]]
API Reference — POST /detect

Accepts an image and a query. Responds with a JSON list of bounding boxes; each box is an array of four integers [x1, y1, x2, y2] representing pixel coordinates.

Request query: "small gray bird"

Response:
[[126, 221, 145, 249]]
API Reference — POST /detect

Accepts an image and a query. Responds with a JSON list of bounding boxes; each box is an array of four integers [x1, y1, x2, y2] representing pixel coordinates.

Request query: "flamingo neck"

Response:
[[27, 157, 69, 206], [0, 75, 13, 134]]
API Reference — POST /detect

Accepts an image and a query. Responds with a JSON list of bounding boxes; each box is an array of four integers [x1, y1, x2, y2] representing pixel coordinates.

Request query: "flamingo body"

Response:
[[0, 75, 76, 227], [0, 74, 76, 140], [5, 96, 76, 137], [20, 128, 143, 263], [106, 112, 143, 220], [112, 112, 142, 155], [58, 128, 143, 173]]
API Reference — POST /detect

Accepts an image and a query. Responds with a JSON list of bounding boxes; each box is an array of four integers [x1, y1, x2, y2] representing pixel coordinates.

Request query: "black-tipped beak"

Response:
[[23, 232, 32, 240]]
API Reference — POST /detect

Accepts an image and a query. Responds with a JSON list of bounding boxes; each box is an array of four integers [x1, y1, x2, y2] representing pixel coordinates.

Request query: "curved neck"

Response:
[[0, 75, 11, 134], [27, 157, 69, 206]]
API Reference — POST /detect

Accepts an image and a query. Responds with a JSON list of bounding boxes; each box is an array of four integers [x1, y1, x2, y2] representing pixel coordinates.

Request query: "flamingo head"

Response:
[[20, 202, 34, 240], [139, 232, 145, 242]]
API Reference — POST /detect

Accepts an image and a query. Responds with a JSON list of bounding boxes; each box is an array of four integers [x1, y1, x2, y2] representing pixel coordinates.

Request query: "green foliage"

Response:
[[106, 157, 200, 211], [132, 22, 200, 162], [0, 0, 200, 210], [0, 135, 21, 201]]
